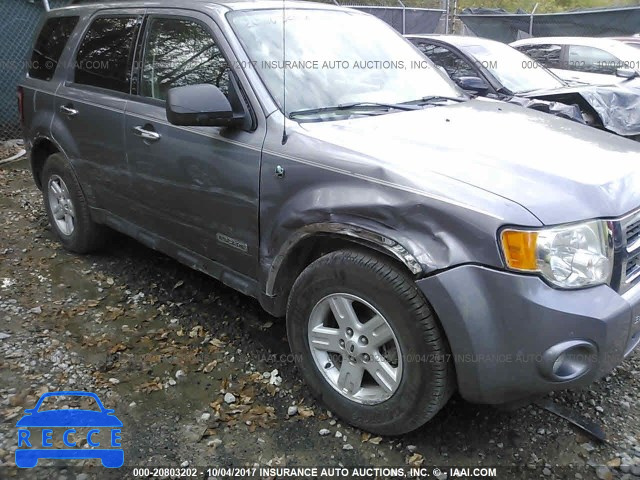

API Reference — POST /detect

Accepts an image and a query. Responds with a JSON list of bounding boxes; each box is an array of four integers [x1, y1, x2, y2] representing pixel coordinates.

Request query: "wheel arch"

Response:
[[260, 223, 423, 317], [30, 136, 63, 190]]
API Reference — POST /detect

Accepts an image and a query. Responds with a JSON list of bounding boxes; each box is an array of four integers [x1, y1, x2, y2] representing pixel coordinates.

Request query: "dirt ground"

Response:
[[0, 158, 639, 480]]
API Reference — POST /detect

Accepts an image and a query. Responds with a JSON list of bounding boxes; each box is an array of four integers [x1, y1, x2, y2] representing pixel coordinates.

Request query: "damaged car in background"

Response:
[[408, 34, 640, 141], [21, 0, 640, 436]]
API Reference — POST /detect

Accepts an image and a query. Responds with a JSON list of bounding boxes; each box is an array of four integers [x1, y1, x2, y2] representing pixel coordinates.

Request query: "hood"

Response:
[[522, 84, 640, 137], [298, 98, 640, 225]]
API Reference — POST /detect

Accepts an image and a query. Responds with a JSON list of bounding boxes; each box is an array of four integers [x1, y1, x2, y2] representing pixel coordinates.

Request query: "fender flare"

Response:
[[30, 134, 69, 187], [265, 222, 423, 297]]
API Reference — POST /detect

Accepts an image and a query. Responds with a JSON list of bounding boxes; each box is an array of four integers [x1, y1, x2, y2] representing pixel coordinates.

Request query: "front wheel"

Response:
[[286, 249, 455, 435]]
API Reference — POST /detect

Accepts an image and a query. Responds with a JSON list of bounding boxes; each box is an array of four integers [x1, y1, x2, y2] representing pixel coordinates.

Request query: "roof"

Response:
[[511, 36, 627, 47], [406, 34, 502, 49], [510, 36, 640, 61], [60, 0, 344, 13], [611, 36, 640, 46]]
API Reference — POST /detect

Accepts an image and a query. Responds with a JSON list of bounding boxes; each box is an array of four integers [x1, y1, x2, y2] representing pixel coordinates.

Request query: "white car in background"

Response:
[[511, 37, 640, 85], [611, 36, 640, 50]]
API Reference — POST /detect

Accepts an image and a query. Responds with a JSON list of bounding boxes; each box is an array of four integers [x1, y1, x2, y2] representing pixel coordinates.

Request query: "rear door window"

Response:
[[566, 45, 620, 75], [140, 17, 231, 101], [515, 44, 562, 69], [29, 16, 79, 81], [74, 16, 141, 93]]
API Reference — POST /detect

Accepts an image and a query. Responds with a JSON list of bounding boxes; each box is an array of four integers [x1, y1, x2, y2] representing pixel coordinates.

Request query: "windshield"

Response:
[[228, 9, 464, 119], [460, 42, 565, 93]]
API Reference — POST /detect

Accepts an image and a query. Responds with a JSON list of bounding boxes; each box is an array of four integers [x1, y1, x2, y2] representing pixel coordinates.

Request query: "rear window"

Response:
[[74, 16, 141, 93], [29, 16, 79, 81]]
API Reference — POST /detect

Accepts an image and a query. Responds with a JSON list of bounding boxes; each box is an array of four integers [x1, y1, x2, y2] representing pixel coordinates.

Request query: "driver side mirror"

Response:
[[456, 76, 490, 94], [166, 84, 244, 128], [616, 67, 638, 79]]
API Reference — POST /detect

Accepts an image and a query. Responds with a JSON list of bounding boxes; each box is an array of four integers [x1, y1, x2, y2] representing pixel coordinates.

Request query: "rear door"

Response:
[[53, 10, 143, 219], [21, 15, 80, 147], [123, 9, 264, 280], [514, 42, 565, 78]]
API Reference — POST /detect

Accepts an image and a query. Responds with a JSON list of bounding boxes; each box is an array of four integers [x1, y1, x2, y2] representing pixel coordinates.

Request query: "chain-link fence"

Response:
[[458, 5, 640, 41], [0, 0, 71, 141]]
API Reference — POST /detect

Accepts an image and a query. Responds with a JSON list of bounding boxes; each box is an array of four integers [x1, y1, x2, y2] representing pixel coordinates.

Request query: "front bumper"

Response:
[[417, 265, 640, 404]]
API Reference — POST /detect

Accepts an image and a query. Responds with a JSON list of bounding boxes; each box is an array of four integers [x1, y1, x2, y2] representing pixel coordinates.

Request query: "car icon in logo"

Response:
[[15, 391, 123, 468]]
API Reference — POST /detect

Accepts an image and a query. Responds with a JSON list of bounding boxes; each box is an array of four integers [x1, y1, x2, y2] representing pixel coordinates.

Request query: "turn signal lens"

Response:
[[501, 230, 538, 271]]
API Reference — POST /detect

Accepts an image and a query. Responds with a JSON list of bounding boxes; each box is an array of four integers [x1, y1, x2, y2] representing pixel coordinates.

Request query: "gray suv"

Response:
[[20, 0, 640, 435]]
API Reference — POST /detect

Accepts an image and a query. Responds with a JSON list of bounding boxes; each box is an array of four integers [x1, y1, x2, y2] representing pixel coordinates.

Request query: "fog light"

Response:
[[540, 340, 597, 381]]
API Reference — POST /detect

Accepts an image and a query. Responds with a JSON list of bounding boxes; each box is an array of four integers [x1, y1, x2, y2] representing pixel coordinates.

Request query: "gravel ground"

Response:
[[0, 159, 639, 480]]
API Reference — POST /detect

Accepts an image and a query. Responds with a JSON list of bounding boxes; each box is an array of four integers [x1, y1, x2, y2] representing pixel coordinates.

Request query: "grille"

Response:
[[626, 253, 640, 282], [627, 220, 640, 250], [618, 212, 640, 293]]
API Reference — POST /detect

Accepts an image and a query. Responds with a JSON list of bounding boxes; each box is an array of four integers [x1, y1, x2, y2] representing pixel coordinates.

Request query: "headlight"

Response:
[[500, 220, 613, 288]]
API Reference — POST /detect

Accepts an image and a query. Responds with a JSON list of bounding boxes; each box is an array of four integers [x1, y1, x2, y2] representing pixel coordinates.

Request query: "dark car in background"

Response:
[[408, 34, 640, 140]]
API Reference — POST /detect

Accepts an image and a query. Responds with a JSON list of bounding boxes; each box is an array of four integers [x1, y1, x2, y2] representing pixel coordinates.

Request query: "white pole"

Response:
[[529, 3, 539, 36], [397, 0, 406, 35], [42, 0, 51, 12], [445, 0, 450, 34]]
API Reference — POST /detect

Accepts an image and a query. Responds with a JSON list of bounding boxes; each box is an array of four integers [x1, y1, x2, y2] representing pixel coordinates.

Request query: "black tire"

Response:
[[41, 153, 107, 253], [286, 249, 455, 435]]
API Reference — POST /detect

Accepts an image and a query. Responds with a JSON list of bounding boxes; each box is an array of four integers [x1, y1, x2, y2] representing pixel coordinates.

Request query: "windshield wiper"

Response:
[[403, 95, 468, 106], [289, 102, 419, 119], [337, 102, 420, 110]]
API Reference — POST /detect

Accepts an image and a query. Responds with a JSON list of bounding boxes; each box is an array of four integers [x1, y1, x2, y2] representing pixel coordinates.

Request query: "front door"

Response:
[[124, 11, 264, 279]]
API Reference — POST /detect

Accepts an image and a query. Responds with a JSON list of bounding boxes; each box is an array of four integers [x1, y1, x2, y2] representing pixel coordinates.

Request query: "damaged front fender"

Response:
[[257, 114, 542, 315], [576, 83, 640, 137]]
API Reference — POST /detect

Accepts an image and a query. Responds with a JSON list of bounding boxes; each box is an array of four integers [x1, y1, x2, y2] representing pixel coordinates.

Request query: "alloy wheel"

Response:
[[307, 293, 403, 404], [47, 174, 75, 236]]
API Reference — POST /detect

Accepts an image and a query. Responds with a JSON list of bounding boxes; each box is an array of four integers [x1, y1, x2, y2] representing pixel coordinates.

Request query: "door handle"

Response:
[[59, 105, 79, 117], [132, 126, 161, 142]]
